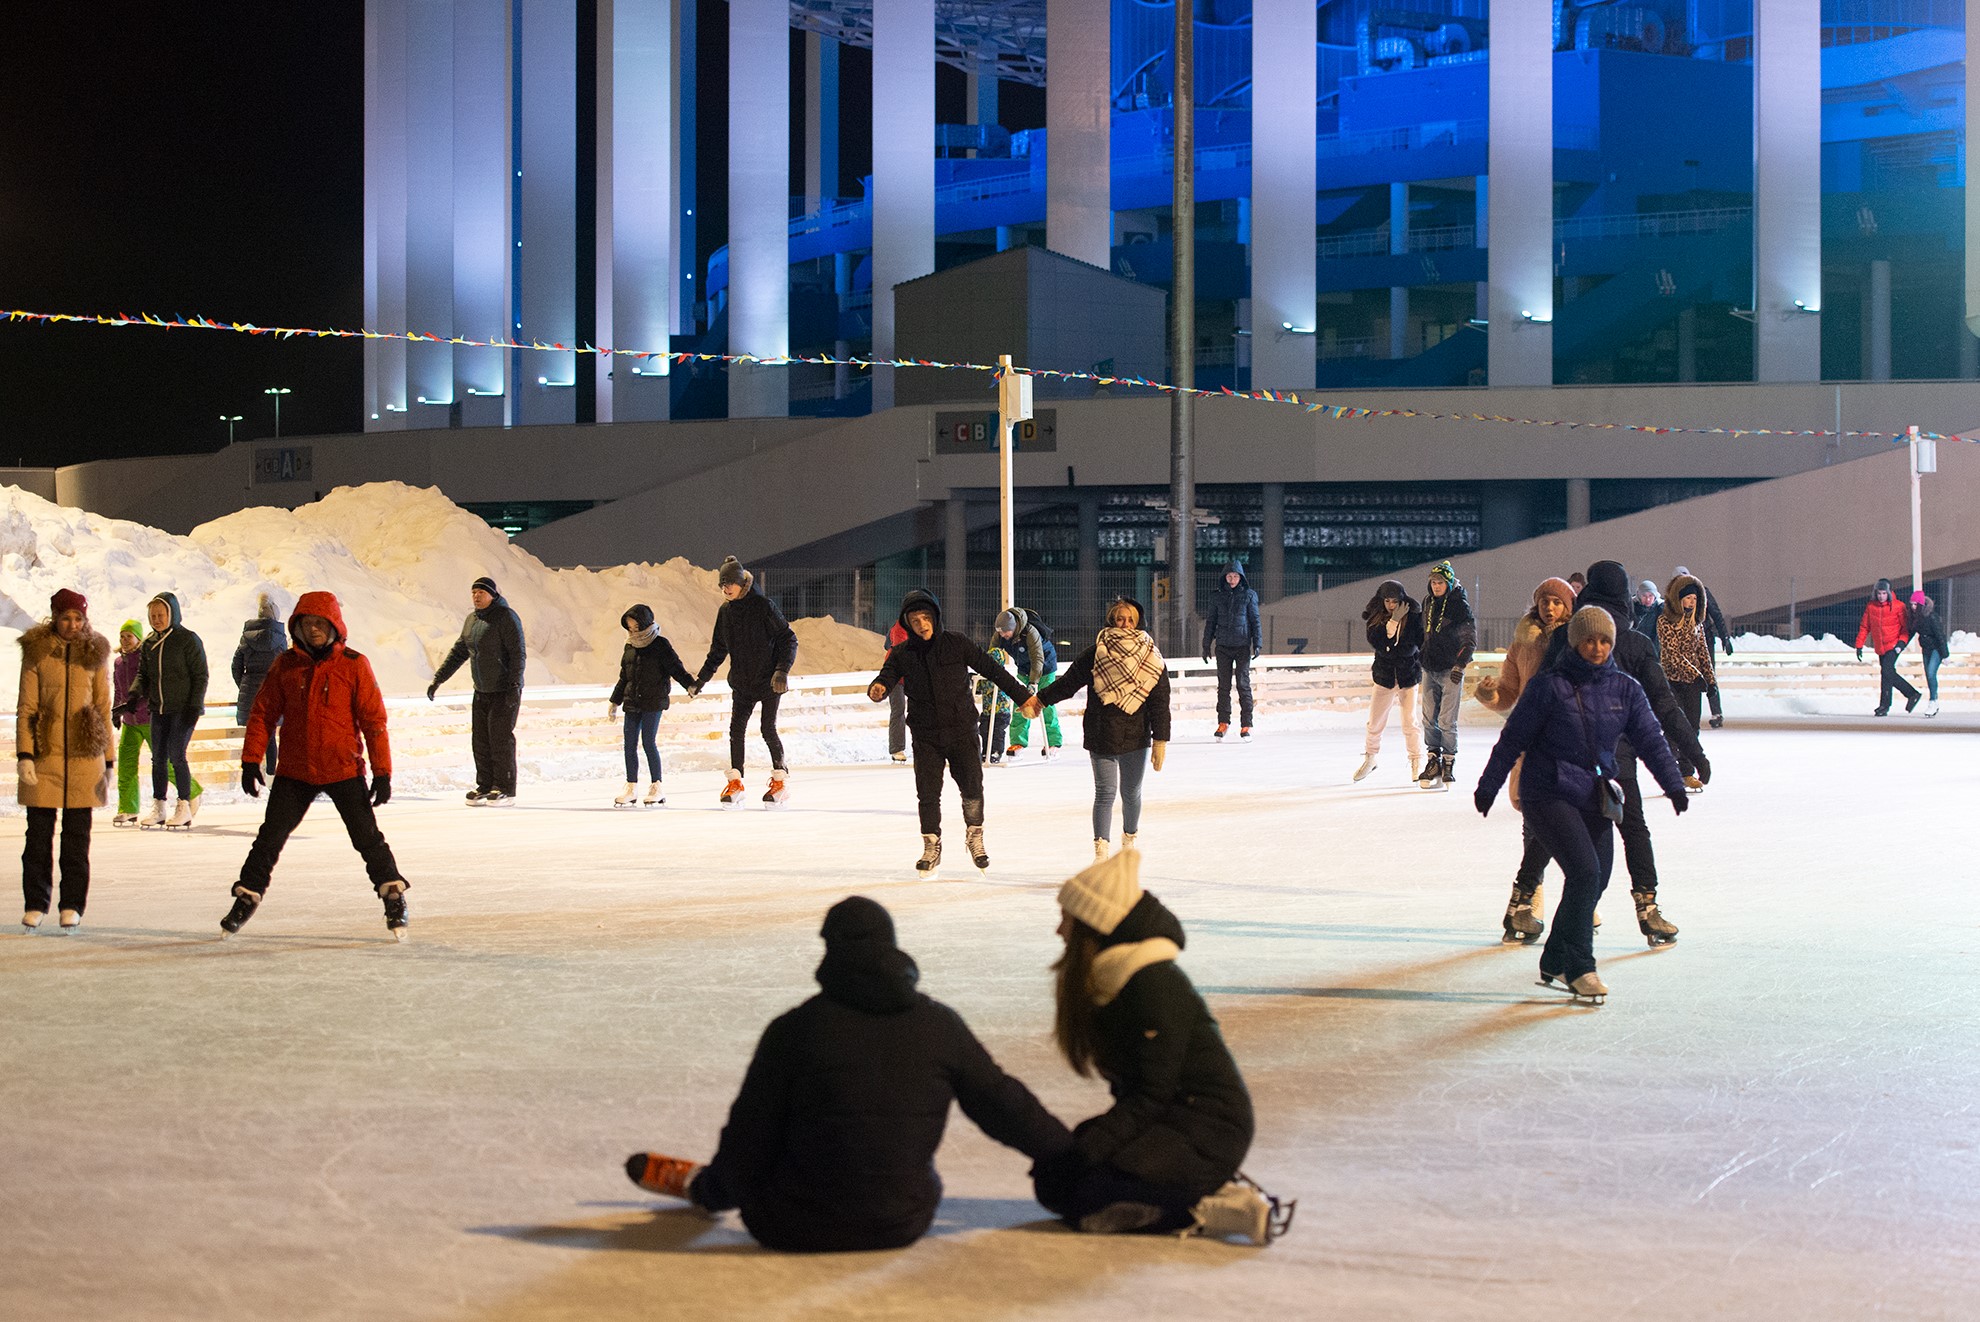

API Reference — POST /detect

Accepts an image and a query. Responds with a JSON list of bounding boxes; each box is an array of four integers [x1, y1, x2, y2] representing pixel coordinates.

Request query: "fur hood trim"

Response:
[[19, 623, 112, 671], [1661, 574, 1706, 622]]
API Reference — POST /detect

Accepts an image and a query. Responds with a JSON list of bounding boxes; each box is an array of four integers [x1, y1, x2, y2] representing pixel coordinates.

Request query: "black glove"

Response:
[[240, 762, 263, 798], [1722, 637, 1733, 655], [1855, 646, 1864, 661], [1251, 649, 1261, 662], [426, 681, 438, 701], [370, 773, 391, 807], [1893, 642, 1906, 657], [770, 669, 790, 695], [1201, 653, 1212, 664], [687, 682, 703, 698], [1671, 792, 1689, 816], [1474, 788, 1493, 818], [1450, 668, 1464, 684], [1692, 752, 1711, 785]]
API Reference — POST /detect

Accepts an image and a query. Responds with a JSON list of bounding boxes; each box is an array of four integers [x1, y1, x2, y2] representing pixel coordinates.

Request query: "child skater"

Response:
[[17, 589, 114, 933], [221, 592, 410, 940], [624, 895, 1073, 1252], [866, 590, 1033, 877], [607, 604, 696, 807], [975, 641, 1017, 766]]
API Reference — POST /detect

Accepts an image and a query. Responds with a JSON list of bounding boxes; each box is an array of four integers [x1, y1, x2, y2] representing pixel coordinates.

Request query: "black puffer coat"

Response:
[[1912, 601, 1950, 660], [1072, 892, 1254, 1199], [610, 606, 696, 713], [872, 590, 1031, 738], [1037, 639, 1173, 756], [232, 617, 287, 725], [1542, 560, 1708, 773], [696, 898, 1072, 1251], [1362, 581, 1424, 689], [696, 588, 799, 697], [1419, 583, 1476, 674], [128, 592, 209, 722]]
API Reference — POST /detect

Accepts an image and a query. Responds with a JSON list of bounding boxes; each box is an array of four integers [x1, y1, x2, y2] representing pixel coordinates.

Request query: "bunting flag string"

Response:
[[1, 305, 1951, 443]]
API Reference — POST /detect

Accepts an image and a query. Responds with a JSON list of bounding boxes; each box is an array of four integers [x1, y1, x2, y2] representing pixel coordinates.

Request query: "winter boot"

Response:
[[1215, 723, 1229, 739], [614, 782, 639, 807], [1094, 838, 1110, 863], [376, 880, 410, 941], [1416, 758, 1442, 789], [219, 886, 263, 937], [643, 781, 665, 806], [1632, 889, 1678, 947], [719, 770, 745, 806], [914, 833, 943, 877], [1565, 971, 1609, 1005], [140, 800, 167, 829], [625, 1152, 701, 1200], [1501, 884, 1544, 944], [1186, 1174, 1296, 1245], [1352, 755, 1377, 783], [1438, 755, 1455, 789], [166, 799, 194, 830], [21, 910, 43, 933], [966, 824, 989, 870], [763, 768, 789, 805], [1120, 832, 1137, 852]]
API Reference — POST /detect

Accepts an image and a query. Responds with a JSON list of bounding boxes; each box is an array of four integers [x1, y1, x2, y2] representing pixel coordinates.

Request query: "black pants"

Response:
[[689, 1166, 928, 1253], [728, 691, 785, 773], [149, 709, 196, 801], [1033, 1158, 1199, 1235], [1522, 797, 1616, 981], [1668, 679, 1707, 776], [1214, 645, 1254, 726], [472, 689, 522, 794], [23, 806, 91, 916], [977, 708, 1010, 763], [1516, 763, 1657, 895], [912, 726, 985, 835], [238, 775, 403, 896], [1877, 649, 1920, 712]]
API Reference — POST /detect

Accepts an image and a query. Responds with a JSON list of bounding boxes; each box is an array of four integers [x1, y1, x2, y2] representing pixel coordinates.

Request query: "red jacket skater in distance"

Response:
[[244, 591, 391, 785], [1854, 592, 1911, 657]]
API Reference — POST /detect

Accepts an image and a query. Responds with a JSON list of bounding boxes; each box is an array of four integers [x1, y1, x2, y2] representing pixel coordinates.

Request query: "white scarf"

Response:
[[1091, 627, 1164, 714], [1088, 937, 1182, 1007], [627, 622, 661, 650]]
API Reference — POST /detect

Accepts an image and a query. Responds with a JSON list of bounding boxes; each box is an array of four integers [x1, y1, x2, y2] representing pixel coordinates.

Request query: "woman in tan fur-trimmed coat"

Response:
[[17, 587, 114, 933]]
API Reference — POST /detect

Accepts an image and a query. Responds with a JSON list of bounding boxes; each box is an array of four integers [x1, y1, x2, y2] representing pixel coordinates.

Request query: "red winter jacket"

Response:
[[1855, 596, 1911, 655], [243, 591, 392, 784]]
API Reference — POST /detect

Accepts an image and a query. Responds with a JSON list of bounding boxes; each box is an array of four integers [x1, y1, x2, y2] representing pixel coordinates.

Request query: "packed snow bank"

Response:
[[1731, 631, 1972, 653], [0, 483, 883, 704]]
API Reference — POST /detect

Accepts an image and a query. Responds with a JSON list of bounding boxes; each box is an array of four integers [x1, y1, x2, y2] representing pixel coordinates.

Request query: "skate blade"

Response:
[[1567, 992, 1606, 1006], [915, 868, 941, 882], [391, 928, 408, 943], [1502, 932, 1541, 945], [1644, 935, 1678, 948]]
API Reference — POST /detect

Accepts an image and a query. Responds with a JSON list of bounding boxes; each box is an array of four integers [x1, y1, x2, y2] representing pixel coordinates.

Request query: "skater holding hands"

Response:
[[17, 589, 114, 933], [692, 557, 798, 806], [1855, 578, 1917, 716], [1909, 590, 1948, 717], [608, 604, 695, 806]]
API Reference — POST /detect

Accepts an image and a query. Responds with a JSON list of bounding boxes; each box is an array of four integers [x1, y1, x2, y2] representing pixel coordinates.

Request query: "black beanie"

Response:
[[1585, 560, 1632, 605], [717, 556, 748, 589], [820, 895, 896, 949], [472, 576, 499, 597]]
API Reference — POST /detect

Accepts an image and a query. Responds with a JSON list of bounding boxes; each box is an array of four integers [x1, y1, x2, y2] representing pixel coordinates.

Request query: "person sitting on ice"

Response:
[[866, 589, 1033, 876], [624, 896, 1072, 1252], [1033, 849, 1294, 1244], [221, 592, 410, 940]]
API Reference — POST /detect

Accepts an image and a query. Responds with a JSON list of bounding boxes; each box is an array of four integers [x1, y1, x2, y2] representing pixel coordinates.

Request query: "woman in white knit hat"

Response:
[[1031, 850, 1294, 1245]]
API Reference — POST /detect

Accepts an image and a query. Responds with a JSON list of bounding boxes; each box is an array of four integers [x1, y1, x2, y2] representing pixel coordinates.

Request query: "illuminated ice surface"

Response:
[[2, 715, 1974, 1320]]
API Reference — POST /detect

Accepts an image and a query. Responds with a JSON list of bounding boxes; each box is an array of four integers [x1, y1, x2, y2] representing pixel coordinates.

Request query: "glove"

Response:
[[1252, 649, 1261, 662], [1473, 788, 1493, 818], [1671, 791, 1689, 816], [1855, 647, 1864, 661], [1202, 653, 1212, 665], [770, 669, 790, 695], [112, 710, 122, 730], [1722, 637, 1734, 655], [370, 774, 391, 807], [1893, 642, 1906, 657], [867, 682, 888, 703], [1450, 668, 1464, 684], [426, 681, 438, 701], [1692, 752, 1711, 785], [240, 761, 263, 798], [687, 683, 703, 699], [1151, 741, 1167, 772], [17, 757, 36, 789]]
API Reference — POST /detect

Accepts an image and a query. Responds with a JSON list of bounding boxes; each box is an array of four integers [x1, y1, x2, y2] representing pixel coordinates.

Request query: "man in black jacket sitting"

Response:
[[625, 896, 1072, 1251]]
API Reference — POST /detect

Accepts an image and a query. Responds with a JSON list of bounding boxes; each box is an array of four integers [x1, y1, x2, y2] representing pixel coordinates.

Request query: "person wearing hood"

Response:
[[1033, 851, 1292, 1244], [1657, 574, 1715, 789], [110, 618, 202, 828], [975, 640, 1019, 764], [1033, 597, 1172, 862], [1908, 590, 1948, 717], [428, 576, 527, 804], [1353, 580, 1425, 783], [1200, 561, 1260, 739], [223, 591, 408, 939], [1674, 566, 1733, 727], [885, 618, 911, 762], [1632, 580, 1663, 649], [691, 556, 800, 806], [1855, 578, 1918, 716], [624, 896, 1073, 1252], [607, 604, 696, 806], [232, 593, 288, 770], [995, 605, 1062, 758], [116, 590, 209, 830], [868, 590, 1034, 875], [1474, 607, 1690, 1004], [1416, 561, 1475, 790], [17, 589, 113, 934]]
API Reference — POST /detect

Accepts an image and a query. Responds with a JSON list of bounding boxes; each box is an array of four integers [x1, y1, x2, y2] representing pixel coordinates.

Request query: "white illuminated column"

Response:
[[1046, 0, 1111, 269], [405, 0, 456, 428], [1753, 0, 1821, 382], [871, 0, 935, 411], [1249, 0, 1316, 390], [598, 0, 674, 423], [364, 0, 410, 431], [805, 32, 839, 216], [517, 0, 578, 424], [1968, 6, 1980, 345], [453, 0, 512, 427], [728, 0, 789, 417], [1487, 0, 1552, 386]]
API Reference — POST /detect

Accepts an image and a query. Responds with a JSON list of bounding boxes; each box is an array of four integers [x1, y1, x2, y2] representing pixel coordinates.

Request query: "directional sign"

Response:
[[934, 409, 1058, 455]]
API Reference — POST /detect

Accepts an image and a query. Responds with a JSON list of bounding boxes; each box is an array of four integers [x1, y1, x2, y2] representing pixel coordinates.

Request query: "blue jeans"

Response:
[[1419, 669, 1463, 756], [1523, 796, 1616, 981], [623, 709, 664, 781], [1923, 649, 1943, 701], [148, 709, 197, 801], [1090, 748, 1149, 840]]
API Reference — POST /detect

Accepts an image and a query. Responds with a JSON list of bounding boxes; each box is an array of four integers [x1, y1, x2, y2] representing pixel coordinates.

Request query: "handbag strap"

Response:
[[1570, 684, 1610, 779]]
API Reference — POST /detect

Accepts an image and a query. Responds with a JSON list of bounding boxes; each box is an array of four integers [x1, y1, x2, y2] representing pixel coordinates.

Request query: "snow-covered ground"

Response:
[[2, 717, 1973, 1320]]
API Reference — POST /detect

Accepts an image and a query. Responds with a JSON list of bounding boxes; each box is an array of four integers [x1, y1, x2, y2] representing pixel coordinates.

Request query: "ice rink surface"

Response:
[[3, 716, 1975, 1321]]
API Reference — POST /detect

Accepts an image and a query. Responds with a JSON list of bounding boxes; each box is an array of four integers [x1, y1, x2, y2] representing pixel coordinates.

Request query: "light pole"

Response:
[[219, 414, 243, 444], [264, 387, 292, 439]]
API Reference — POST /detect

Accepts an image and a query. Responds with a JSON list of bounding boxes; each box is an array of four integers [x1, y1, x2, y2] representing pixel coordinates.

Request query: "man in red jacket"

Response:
[[1855, 577, 1919, 717], [221, 591, 409, 939]]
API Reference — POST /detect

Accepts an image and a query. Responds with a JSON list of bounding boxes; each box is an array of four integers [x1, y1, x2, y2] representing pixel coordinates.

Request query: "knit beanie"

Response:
[[471, 576, 499, 597], [49, 588, 87, 616], [1058, 849, 1143, 938], [1568, 606, 1616, 649], [820, 895, 896, 949], [717, 556, 748, 589], [1638, 579, 1659, 597], [120, 619, 142, 638], [1534, 577, 1577, 611], [1910, 590, 1928, 606], [1429, 560, 1458, 588]]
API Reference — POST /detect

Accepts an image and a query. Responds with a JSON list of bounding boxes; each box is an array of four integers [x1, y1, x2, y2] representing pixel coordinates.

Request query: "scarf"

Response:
[[626, 622, 661, 650], [1088, 937, 1181, 1007], [1091, 627, 1164, 715]]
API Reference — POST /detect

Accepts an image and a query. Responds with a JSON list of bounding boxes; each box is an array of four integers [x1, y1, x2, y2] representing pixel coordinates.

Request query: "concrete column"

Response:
[[453, 0, 512, 428], [1677, 304, 1698, 381], [517, 0, 578, 425], [1565, 477, 1591, 529], [870, 0, 936, 411], [1250, 0, 1316, 390], [599, 0, 674, 424], [1867, 259, 1892, 381], [1078, 492, 1101, 631], [363, 0, 409, 431], [1260, 481, 1285, 604], [728, 0, 789, 418], [1473, 174, 1489, 322], [1389, 181, 1409, 360], [404, 1, 455, 429], [1969, 4, 1980, 341], [1046, 0, 1111, 268], [945, 498, 971, 635], [969, 56, 999, 139], [1753, 0, 1821, 382], [1487, 0, 1552, 386], [805, 33, 839, 215]]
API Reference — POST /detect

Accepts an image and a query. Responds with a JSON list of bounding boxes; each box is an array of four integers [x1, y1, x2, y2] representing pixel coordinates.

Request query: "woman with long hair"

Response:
[[1656, 574, 1714, 790], [1353, 580, 1424, 783]]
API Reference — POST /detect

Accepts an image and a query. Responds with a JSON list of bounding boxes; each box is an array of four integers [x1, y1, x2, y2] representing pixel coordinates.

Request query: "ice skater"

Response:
[[1657, 573, 1714, 790], [995, 606, 1061, 758], [232, 593, 286, 768], [1032, 850, 1293, 1243], [1909, 590, 1948, 717], [1474, 606, 1689, 1005], [885, 617, 910, 763], [624, 896, 1073, 1252], [691, 556, 798, 806], [1030, 596, 1170, 862], [111, 619, 202, 828], [975, 641, 1017, 764], [117, 591, 208, 830], [427, 576, 526, 804], [607, 604, 696, 807], [1353, 580, 1424, 783], [17, 589, 114, 934], [1855, 578, 1917, 717], [1674, 566, 1732, 727], [223, 593, 409, 940], [1200, 560, 1260, 739], [1416, 561, 1475, 790], [866, 590, 1032, 876]]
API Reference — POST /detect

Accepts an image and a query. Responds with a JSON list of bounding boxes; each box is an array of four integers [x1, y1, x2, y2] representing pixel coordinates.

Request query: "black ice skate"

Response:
[[219, 886, 263, 937], [1437, 754, 1455, 789], [376, 880, 410, 942], [1501, 883, 1543, 944], [1632, 889, 1678, 947], [914, 833, 942, 879], [965, 824, 989, 870], [1416, 758, 1441, 789]]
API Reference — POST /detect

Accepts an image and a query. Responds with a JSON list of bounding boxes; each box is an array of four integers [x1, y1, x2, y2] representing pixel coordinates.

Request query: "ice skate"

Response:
[[187, 791, 203, 822], [1352, 755, 1377, 783], [1501, 884, 1543, 944], [478, 789, 514, 806], [1120, 831, 1137, 852], [719, 770, 746, 807], [58, 910, 81, 934], [219, 886, 262, 937], [376, 880, 410, 941], [1186, 1174, 1296, 1245], [1632, 890, 1678, 947], [1565, 971, 1608, 1005], [1005, 744, 1022, 760], [1905, 692, 1921, 713], [1708, 714, 1724, 729], [914, 833, 943, 879], [890, 751, 907, 763], [1094, 838, 1110, 863], [1416, 758, 1442, 789], [1240, 726, 1252, 739], [21, 910, 43, 934], [164, 799, 194, 831], [1215, 722, 1228, 739], [1682, 774, 1705, 792], [642, 781, 665, 806], [112, 812, 138, 828], [613, 782, 639, 807], [1408, 755, 1422, 784], [762, 768, 789, 805], [1925, 699, 1941, 718], [1438, 755, 1455, 789], [625, 1152, 702, 1200], [465, 788, 488, 803], [966, 824, 989, 870], [138, 799, 167, 829], [1039, 744, 1056, 760]]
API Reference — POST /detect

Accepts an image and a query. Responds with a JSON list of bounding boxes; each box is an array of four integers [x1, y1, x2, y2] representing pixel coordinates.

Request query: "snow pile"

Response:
[[1731, 631, 1970, 653], [0, 483, 883, 705]]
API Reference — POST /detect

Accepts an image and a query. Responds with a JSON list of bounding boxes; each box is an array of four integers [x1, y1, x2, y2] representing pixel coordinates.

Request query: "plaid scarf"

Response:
[[1092, 627, 1164, 714]]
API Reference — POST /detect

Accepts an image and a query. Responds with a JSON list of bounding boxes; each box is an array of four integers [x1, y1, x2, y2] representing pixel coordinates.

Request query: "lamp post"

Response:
[[264, 387, 292, 439], [219, 414, 243, 444]]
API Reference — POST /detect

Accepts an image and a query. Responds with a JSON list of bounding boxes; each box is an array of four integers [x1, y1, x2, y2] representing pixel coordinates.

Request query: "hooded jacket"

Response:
[[1476, 578, 1575, 715], [1911, 599, 1949, 660], [1541, 561, 1707, 772], [127, 592, 209, 721], [1071, 892, 1254, 1198], [997, 606, 1057, 684], [872, 591, 1032, 738], [1038, 598, 1173, 756], [1476, 648, 1688, 815], [609, 604, 696, 714], [434, 593, 526, 693], [232, 616, 288, 726], [1362, 581, 1425, 689], [696, 585, 799, 697], [1855, 582, 1911, 655], [1419, 579, 1477, 674], [112, 645, 147, 727], [1658, 574, 1715, 686], [243, 592, 392, 785], [16, 622, 113, 811], [694, 897, 1072, 1252], [1201, 561, 1261, 654]]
